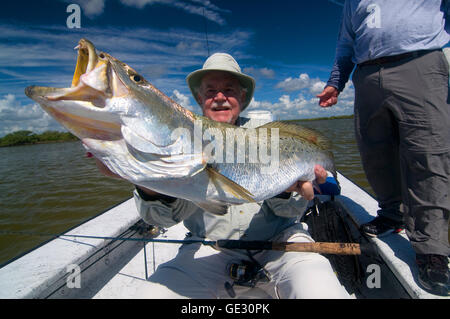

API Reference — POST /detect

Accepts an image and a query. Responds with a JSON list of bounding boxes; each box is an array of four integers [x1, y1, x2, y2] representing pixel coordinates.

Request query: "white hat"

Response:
[[186, 53, 255, 111]]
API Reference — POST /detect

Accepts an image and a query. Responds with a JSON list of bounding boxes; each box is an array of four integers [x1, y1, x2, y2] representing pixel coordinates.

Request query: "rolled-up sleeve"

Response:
[[326, 1, 355, 92], [133, 190, 198, 227]]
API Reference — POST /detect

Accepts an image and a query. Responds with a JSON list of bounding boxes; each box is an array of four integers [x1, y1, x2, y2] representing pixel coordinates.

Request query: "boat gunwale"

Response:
[[0, 196, 133, 269]]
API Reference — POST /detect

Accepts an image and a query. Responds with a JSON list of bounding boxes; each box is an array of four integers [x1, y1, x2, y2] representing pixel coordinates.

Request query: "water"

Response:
[[299, 118, 372, 194], [0, 141, 134, 265], [0, 118, 371, 265]]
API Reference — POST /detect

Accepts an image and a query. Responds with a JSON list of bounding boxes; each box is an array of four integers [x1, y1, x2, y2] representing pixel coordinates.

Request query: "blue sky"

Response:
[[0, 0, 355, 137]]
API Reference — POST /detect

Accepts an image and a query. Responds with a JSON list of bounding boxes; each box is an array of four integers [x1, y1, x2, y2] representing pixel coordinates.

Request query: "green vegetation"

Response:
[[0, 130, 78, 147], [0, 115, 354, 147]]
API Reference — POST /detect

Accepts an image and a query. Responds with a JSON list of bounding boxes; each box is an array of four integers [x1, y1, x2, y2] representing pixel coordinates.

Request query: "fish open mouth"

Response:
[[71, 38, 99, 88], [25, 39, 114, 107], [24, 39, 124, 140]]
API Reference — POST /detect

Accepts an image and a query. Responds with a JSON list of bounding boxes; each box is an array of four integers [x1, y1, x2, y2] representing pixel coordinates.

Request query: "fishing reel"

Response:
[[224, 260, 271, 298], [130, 221, 163, 238]]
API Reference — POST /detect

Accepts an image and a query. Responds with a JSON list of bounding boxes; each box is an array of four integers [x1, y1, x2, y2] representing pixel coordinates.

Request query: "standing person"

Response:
[[317, 0, 450, 296], [94, 52, 350, 298]]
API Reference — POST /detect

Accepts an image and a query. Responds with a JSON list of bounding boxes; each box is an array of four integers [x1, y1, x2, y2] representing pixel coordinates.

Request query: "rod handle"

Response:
[[272, 242, 361, 255]]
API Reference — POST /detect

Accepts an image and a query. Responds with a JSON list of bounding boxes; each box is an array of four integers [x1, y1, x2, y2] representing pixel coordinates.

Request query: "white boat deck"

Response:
[[0, 199, 142, 299], [93, 222, 187, 299], [0, 173, 447, 299]]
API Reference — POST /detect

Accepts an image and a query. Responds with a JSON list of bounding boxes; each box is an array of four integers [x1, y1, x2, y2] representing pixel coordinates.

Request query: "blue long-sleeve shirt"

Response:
[[327, 0, 450, 91]]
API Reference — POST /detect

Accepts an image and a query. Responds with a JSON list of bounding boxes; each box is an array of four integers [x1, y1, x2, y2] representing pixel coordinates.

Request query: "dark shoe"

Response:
[[361, 215, 404, 238], [416, 254, 449, 296]]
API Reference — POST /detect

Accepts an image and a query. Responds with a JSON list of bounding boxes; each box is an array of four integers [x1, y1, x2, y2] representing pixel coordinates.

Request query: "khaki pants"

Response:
[[353, 49, 450, 256], [135, 223, 350, 299]]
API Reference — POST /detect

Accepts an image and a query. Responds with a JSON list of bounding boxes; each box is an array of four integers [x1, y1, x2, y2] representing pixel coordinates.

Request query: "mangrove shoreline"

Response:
[[1, 115, 354, 147]]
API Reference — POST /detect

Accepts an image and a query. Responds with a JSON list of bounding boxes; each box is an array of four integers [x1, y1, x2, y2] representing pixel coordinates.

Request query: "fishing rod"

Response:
[[0, 230, 366, 255]]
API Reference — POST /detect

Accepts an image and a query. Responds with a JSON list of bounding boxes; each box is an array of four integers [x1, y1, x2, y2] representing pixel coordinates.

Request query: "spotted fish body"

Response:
[[25, 39, 336, 215]]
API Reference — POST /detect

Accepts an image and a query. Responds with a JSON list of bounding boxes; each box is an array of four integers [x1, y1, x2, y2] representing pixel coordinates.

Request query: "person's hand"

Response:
[[284, 165, 327, 200], [317, 86, 339, 107]]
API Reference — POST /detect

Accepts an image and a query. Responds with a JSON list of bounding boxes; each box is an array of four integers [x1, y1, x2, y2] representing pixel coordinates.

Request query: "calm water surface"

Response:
[[0, 141, 134, 265], [0, 118, 372, 265]]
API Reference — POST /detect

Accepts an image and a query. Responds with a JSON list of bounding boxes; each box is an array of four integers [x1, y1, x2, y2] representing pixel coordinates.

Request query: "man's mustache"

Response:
[[211, 103, 232, 111]]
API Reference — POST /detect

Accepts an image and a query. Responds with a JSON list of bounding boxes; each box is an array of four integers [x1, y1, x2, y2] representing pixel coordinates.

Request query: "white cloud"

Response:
[[245, 75, 355, 121], [61, 0, 105, 18], [338, 81, 355, 99], [0, 90, 199, 137], [61, 0, 230, 24], [246, 94, 313, 119], [0, 94, 63, 137], [0, 24, 251, 68], [275, 73, 327, 95], [0, 23, 253, 100], [119, 0, 229, 25], [275, 72, 354, 101], [175, 41, 204, 53], [79, 0, 105, 17], [309, 80, 327, 95], [189, 0, 229, 13], [243, 67, 275, 79], [0, 20, 354, 137], [140, 64, 168, 79], [170, 89, 199, 112], [275, 73, 311, 91], [0, 21, 255, 136]]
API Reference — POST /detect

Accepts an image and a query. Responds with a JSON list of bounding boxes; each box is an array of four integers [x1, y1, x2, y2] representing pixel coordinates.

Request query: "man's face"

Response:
[[197, 71, 246, 124]]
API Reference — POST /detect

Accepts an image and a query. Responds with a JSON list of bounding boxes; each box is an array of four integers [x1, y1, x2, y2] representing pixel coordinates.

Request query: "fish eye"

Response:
[[131, 74, 142, 82]]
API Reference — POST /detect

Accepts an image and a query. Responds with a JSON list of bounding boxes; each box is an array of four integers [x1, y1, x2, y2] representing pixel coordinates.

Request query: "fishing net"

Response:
[[301, 198, 364, 294]]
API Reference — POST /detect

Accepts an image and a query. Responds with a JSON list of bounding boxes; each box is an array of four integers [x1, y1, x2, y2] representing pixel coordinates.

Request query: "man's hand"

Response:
[[285, 165, 327, 200], [317, 86, 339, 107]]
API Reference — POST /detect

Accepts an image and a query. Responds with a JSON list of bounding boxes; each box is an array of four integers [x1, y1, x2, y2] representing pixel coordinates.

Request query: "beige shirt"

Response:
[[134, 189, 309, 241]]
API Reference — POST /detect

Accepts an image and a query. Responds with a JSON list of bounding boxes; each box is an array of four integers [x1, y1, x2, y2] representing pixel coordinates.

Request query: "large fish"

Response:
[[25, 39, 336, 215]]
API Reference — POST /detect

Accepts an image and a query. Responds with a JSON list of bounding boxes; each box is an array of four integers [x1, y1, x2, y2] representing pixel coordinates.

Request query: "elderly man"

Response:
[[95, 53, 350, 298]]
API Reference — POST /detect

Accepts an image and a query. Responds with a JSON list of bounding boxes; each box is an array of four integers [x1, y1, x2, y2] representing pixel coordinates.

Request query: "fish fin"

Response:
[[205, 166, 256, 203], [257, 121, 332, 150], [192, 200, 229, 216]]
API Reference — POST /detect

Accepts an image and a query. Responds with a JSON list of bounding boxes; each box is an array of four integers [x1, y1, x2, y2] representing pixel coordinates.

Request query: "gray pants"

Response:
[[352, 49, 450, 256]]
